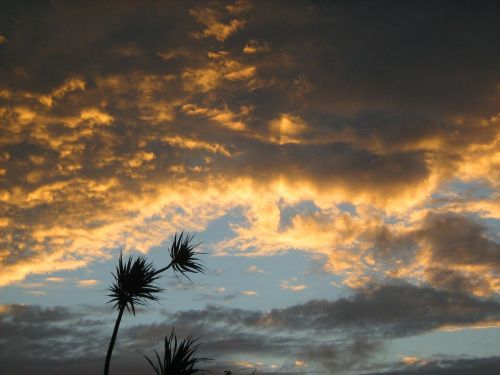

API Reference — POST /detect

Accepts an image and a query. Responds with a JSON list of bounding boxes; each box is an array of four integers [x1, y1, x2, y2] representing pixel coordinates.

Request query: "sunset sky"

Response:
[[1, 1, 500, 374]]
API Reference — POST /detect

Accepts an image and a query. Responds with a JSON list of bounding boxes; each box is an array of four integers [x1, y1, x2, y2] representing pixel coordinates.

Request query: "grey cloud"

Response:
[[1, 303, 76, 323], [215, 141, 430, 196], [0, 1, 195, 91], [361, 356, 500, 375], [267, 285, 500, 336], [0, 304, 148, 374], [367, 212, 500, 295], [417, 213, 500, 269], [246, 1, 500, 116], [0, 302, 370, 374], [298, 337, 382, 374], [424, 267, 493, 295], [232, 1, 500, 159], [2, 282, 499, 374], [168, 283, 500, 338], [370, 225, 418, 265], [259, 283, 500, 337]]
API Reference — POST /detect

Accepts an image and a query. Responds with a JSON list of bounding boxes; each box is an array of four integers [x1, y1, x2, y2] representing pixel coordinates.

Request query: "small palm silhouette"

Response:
[[155, 232, 205, 278], [103, 232, 204, 375], [144, 327, 210, 374], [108, 254, 163, 314]]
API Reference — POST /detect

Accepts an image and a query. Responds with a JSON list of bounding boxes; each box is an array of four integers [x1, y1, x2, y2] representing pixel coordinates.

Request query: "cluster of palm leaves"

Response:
[[108, 254, 163, 315], [103, 232, 206, 375], [144, 327, 210, 375]]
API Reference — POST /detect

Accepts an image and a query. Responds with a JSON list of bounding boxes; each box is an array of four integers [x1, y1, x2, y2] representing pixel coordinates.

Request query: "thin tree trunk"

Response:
[[104, 304, 125, 375]]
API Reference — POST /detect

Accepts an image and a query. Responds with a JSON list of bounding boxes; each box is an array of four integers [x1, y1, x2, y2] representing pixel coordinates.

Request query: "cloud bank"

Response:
[[0, 0, 499, 333]]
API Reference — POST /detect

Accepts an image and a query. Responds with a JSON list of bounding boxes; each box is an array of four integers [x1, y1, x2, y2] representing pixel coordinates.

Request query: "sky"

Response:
[[0, 0, 499, 374]]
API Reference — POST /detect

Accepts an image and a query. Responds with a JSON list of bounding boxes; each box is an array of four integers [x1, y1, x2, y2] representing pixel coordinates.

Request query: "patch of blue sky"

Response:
[[277, 199, 320, 231], [201, 206, 249, 243], [0, 265, 109, 307], [0, 205, 344, 328], [337, 202, 358, 215], [431, 178, 494, 203]]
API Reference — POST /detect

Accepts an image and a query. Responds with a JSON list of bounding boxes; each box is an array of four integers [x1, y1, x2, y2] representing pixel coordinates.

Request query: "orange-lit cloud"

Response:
[[280, 279, 307, 292], [401, 355, 428, 366], [243, 40, 270, 55], [189, 3, 249, 42], [0, 0, 499, 306], [77, 279, 100, 287], [240, 290, 258, 296]]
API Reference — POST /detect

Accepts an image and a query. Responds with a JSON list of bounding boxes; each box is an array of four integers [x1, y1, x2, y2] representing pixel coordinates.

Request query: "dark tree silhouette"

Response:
[[155, 232, 205, 278], [144, 327, 210, 374], [103, 232, 204, 375]]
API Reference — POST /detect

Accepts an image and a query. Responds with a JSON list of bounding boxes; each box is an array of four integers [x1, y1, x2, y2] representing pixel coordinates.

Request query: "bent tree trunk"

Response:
[[104, 305, 125, 375]]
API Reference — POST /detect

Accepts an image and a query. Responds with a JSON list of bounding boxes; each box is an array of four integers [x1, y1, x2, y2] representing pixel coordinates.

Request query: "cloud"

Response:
[[257, 283, 500, 337], [297, 337, 382, 373], [189, 3, 249, 42], [0, 304, 76, 324], [77, 279, 100, 287], [361, 356, 500, 375], [243, 39, 270, 55], [2, 278, 499, 375], [0, 0, 498, 304], [280, 279, 307, 292], [365, 212, 500, 296], [417, 213, 500, 269], [240, 290, 258, 296], [167, 283, 500, 339], [46, 277, 65, 282], [0, 301, 375, 374]]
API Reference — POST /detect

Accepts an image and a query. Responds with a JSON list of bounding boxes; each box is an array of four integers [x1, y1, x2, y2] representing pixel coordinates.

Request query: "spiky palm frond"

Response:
[[145, 327, 210, 375], [168, 232, 205, 278], [107, 253, 163, 315]]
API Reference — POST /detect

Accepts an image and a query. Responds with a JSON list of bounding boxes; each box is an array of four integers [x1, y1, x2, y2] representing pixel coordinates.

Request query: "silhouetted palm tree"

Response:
[[104, 254, 162, 375], [104, 232, 204, 375], [155, 232, 205, 278], [145, 327, 210, 374]]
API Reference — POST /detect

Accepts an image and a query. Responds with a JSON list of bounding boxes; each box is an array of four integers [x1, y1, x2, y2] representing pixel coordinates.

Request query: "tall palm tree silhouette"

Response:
[[103, 232, 204, 375]]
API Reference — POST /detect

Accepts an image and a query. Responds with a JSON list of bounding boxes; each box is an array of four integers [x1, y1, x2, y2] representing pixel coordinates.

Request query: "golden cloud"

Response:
[[189, 6, 247, 42], [0, 2, 499, 301]]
